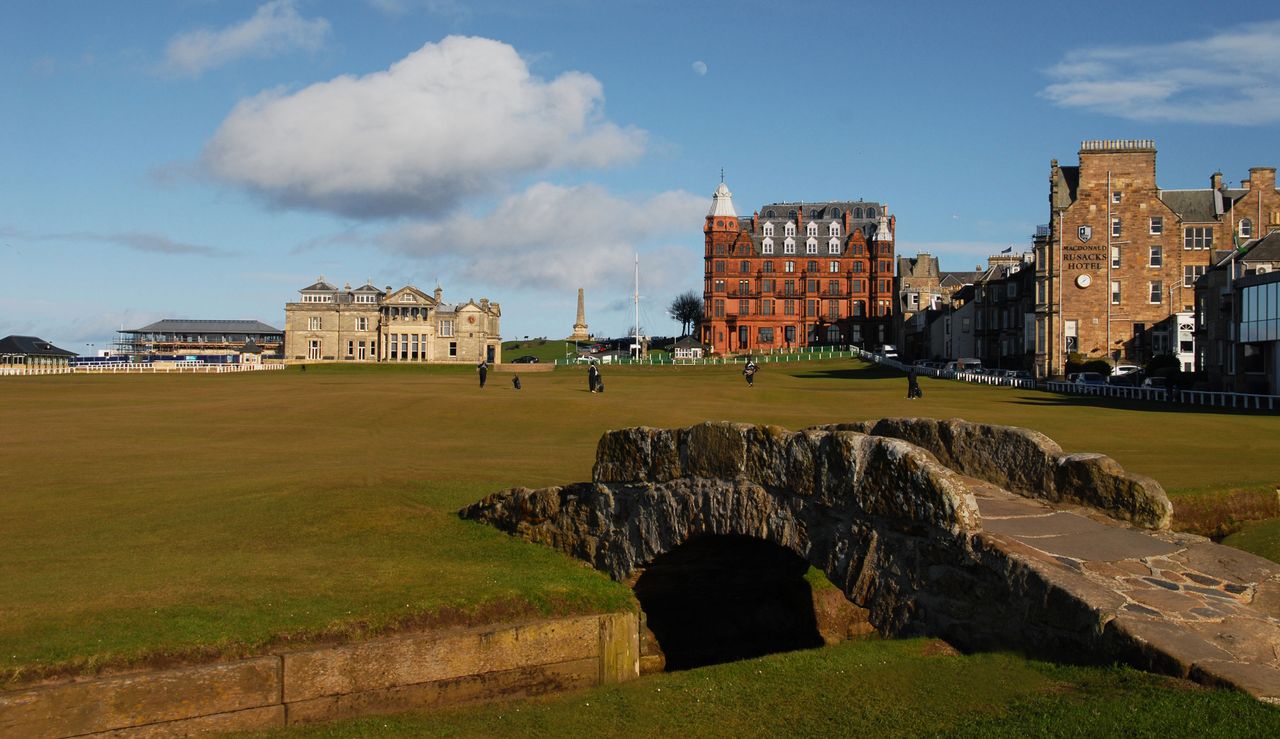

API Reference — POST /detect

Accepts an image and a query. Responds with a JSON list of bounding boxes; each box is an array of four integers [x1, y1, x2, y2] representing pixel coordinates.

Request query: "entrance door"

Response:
[[738, 326, 749, 350], [486, 344, 495, 363]]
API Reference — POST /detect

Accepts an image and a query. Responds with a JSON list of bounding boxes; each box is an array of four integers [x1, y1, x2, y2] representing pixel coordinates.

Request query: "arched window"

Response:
[[766, 209, 775, 217], [806, 238, 818, 254], [810, 209, 819, 218], [763, 222, 774, 237], [784, 237, 796, 254], [785, 222, 796, 237], [854, 207, 863, 219], [829, 222, 841, 237], [866, 207, 877, 218], [1240, 218, 1253, 238], [762, 238, 774, 254], [828, 238, 841, 255], [806, 222, 818, 236], [829, 208, 841, 219]]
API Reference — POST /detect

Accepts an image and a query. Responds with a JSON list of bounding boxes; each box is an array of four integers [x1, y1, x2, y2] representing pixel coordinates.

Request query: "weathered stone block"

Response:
[[680, 422, 752, 479], [281, 615, 601, 703], [88, 705, 285, 737], [1054, 453, 1172, 530], [0, 657, 280, 739]]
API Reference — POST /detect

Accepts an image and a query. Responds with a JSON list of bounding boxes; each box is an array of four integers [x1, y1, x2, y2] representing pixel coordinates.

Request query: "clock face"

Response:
[[1075, 274, 1092, 288]]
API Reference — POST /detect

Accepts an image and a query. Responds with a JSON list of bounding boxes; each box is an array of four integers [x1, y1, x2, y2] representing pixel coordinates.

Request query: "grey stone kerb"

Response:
[[461, 419, 1280, 701]]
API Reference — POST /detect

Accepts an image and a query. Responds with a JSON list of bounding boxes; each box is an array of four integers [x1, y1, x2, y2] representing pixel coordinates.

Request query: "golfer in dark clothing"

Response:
[[512, 374, 521, 390], [588, 363, 600, 393], [477, 360, 488, 388], [907, 367, 922, 399], [743, 359, 758, 388]]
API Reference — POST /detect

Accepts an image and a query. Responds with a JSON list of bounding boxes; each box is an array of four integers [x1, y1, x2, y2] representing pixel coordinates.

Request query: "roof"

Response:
[[300, 279, 337, 292], [0, 335, 77, 357], [1052, 166, 1079, 209], [673, 336, 706, 349], [939, 271, 981, 287], [239, 339, 263, 354], [1242, 231, 1280, 263], [708, 182, 737, 217], [124, 319, 283, 334], [1159, 190, 1219, 222]]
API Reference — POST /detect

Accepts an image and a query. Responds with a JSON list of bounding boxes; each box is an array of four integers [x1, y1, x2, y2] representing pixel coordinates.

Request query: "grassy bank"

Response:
[[2, 360, 1279, 684]]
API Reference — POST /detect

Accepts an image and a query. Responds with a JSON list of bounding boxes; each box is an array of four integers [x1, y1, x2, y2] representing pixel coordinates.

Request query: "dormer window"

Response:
[[763, 222, 774, 237], [829, 223, 841, 237], [806, 222, 818, 237], [766, 209, 775, 217], [828, 238, 841, 255], [762, 238, 774, 254], [854, 207, 863, 218], [806, 238, 818, 255], [1240, 218, 1253, 238], [784, 222, 796, 237], [866, 207, 877, 218], [784, 238, 796, 254], [809, 209, 819, 218]]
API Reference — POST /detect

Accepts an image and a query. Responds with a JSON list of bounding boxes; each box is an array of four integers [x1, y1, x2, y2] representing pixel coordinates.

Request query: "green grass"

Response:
[[1224, 517, 1280, 562], [501, 339, 579, 363], [241, 638, 1280, 738], [3, 360, 1280, 685]]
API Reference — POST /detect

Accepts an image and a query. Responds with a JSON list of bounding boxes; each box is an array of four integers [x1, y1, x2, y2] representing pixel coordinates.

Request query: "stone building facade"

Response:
[[700, 181, 896, 354], [283, 280, 501, 364], [894, 253, 983, 359], [1196, 231, 1280, 394], [1035, 140, 1280, 378]]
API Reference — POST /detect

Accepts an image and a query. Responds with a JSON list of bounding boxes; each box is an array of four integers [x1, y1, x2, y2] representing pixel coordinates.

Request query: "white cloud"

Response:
[[163, 0, 330, 77], [1040, 20, 1280, 125], [203, 35, 647, 218], [0, 226, 234, 257], [692, 60, 707, 76], [376, 183, 706, 292]]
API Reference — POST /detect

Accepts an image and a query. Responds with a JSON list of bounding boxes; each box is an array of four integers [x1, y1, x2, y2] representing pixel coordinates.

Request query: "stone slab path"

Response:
[[965, 475, 1280, 703]]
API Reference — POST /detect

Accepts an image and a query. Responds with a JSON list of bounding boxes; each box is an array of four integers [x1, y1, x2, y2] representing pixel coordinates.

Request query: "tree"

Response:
[[668, 291, 704, 337]]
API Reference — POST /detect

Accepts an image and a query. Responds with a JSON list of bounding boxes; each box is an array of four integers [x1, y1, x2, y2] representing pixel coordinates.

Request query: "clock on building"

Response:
[[1075, 274, 1092, 288]]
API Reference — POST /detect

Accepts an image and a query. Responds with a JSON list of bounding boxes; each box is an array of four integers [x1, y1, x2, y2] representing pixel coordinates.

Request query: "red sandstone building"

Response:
[[700, 182, 896, 354]]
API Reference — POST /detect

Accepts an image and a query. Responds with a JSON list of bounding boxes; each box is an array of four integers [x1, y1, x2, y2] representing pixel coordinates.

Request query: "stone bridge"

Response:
[[461, 418, 1280, 702]]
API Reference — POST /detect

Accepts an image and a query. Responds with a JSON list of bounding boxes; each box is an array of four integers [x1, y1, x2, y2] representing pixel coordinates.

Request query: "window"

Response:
[[1240, 218, 1253, 238], [784, 279, 795, 295], [739, 299, 750, 315], [714, 279, 725, 292], [714, 300, 725, 317], [806, 238, 818, 255], [740, 260, 750, 273], [760, 299, 773, 316], [807, 279, 819, 293], [762, 238, 774, 254], [908, 293, 919, 309], [784, 260, 795, 273], [827, 280, 842, 295], [1064, 320, 1077, 352], [784, 238, 796, 254], [853, 300, 866, 317], [439, 319, 454, 337], [761, 279, 774, 293], [807, 300, 817, 316], [866, 207, 877, 218], [1111, 245, 1121, 269], [715, 261, 726, 273], [308, 317, 322, 330], [828, 238, 840, 255], [355, 317, 369, 331], [829, 223, 841, 237], [357, 340, 367, 360], [308, 339, 321, 360], [346, 339, 354, 358], [785, 325, 796, 344], [852, 261, 864, 274], [1149, 280, 1163, 304], [827, 300, 840, 319], [355, 293, 377, 304], [449, 341, 457, 357], [763, 222, 774, 236], [766, 209, 775, 218], [807, 261, 818, 273], [1150, 216, 1163, 235], [1184, 226, 1212, 250], [737, 279, 750, 295], [1149, 246, 1162, 267], [1111, 218, 1122, 238], [784, 300, 796, 315], [807, 222, 818, 236], [762, 261, 774, 273], [829, 260, 839, 273], [854, 207, 863, 218], [389, 335, 398, 358], [1112, 191, 1121, 204], [758, 327, 774, 343], [1111, 280, 1121, 305], [1183, 265, 1206, 287], [400, 293, 415, 302], [785, 222, 796, 237], [852, 279, 865, 293]]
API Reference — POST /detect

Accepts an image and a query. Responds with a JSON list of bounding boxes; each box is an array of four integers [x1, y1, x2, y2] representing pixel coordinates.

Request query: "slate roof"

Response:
[[240, 339, 263, 354], [1242, 231, 1280, 263], [940, 271, 982, 287], [1052, 166, 1079, 209], [1159, 190, 1219, 222], [0, 335, 77, 357], [300, 280, 337, 292], [124, 319, 283, 335]]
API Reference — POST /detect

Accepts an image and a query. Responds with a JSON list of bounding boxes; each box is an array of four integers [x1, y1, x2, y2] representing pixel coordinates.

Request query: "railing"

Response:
[[553, 346, 861, 366], [2, 363, 287, 376], [1044, 381, 1167, 401]]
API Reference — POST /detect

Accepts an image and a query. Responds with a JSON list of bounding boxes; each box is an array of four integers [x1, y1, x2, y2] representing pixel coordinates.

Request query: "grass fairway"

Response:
[[245, 638, 1280, 738], [3, 359, 1280, 685]]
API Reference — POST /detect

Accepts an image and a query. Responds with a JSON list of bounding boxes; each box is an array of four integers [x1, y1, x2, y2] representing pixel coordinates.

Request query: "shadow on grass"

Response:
[[1006, 393, 1267, 416], [789, 365, 903, 381]]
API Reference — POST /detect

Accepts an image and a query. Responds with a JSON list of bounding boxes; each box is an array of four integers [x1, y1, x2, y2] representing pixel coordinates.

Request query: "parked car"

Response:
[[943, 358, 983, 372], [879, 344, 899, 359], [1006, 370, 1033, 380], [1142, 376, 1167, 388], [1112, 364, 1141, 376], [1073, 372, 1106, 386], [510, 355, 540, 364]]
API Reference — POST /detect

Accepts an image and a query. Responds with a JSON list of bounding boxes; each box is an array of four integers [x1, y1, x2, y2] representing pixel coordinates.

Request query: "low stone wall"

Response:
[[816, 417, 1173, 530], [0, 613, 638, 738]]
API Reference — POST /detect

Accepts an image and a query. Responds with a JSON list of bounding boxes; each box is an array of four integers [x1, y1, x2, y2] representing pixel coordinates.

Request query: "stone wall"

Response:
[[814, 417, 1172, 529], [0, 613, 638, 738]]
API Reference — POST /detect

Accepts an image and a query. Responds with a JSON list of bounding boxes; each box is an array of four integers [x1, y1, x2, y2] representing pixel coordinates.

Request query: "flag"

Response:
[[1001, 246, 1012, 253]]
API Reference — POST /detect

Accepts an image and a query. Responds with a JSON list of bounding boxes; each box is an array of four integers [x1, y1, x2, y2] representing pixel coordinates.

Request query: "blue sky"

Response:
[[3, 1, 1278, 352]]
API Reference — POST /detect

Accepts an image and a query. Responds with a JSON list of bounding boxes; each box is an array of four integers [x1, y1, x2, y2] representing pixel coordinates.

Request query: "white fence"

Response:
[[2, 363, 285, 377]]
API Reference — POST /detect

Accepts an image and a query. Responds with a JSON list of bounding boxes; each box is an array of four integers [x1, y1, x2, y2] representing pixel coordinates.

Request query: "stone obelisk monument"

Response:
[[570, 288, 590, 341]]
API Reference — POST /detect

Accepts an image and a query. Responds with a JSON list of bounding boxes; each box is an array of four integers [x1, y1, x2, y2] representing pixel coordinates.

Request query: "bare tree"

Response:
[[668, 291, 704, 337]]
